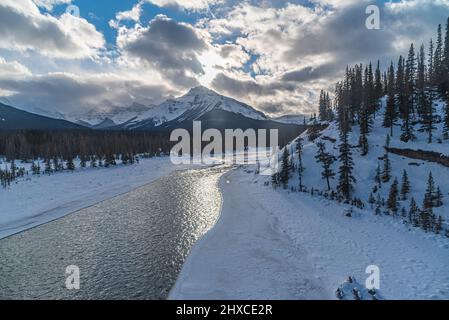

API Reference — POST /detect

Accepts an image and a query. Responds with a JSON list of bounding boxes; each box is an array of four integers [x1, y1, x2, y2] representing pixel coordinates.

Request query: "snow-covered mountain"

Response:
[[67, 102, 154, 128], [66, 86, 268, 129], [120, 86, 268, 130]]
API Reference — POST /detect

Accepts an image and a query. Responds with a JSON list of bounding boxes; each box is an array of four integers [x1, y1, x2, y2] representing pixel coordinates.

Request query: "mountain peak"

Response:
[[187, 85, 217, 96]]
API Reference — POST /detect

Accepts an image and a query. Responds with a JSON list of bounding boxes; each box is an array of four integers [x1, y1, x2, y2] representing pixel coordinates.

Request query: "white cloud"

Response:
[[0, 0, 105, 59], [116, 2, 143, 22]]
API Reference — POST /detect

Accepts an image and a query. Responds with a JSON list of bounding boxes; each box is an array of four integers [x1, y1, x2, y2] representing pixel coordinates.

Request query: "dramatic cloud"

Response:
[[0, 0, 105, 59], [118, 15, 209, 87]]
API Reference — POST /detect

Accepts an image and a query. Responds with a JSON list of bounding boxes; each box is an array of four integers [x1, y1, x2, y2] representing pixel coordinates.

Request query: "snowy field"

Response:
[[0, 157, 195, 239], [170, 166, 449, 300]]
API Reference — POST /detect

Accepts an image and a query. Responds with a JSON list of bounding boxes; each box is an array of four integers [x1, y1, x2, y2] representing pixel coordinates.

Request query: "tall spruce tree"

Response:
[[401, 44, 416, 142], [387, 178, 399, 215], [423, 172, 436, 209], [400, 169, 410, 200], [296, 138, 305, 191], [337, 131, 356, 200], [279, 148, 291, 189], [409, 197, 419, 226], [315, 142, 336, 190], [383, 62, 397, 136]]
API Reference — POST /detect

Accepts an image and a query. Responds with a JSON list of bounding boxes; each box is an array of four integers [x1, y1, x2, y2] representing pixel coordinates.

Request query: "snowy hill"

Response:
[[275, 97, 449, 236]]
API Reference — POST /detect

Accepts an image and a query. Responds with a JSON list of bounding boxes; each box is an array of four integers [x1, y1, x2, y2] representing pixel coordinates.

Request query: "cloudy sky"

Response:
[[0, 0, 448, 117]]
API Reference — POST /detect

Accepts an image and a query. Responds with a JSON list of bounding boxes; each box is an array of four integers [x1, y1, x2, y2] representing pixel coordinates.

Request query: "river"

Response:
[[0, 166, 228, 299]]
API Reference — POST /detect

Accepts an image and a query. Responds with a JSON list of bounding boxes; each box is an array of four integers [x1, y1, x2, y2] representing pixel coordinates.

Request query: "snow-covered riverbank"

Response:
[[170, 166, 449, 300], [0, 157, 194, 239]]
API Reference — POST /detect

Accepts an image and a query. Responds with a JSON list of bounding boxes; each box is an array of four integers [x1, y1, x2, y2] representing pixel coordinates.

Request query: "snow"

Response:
[[0, 157, 197, 239], [170, 166, 449, 300], [171, 99, 449, 300]]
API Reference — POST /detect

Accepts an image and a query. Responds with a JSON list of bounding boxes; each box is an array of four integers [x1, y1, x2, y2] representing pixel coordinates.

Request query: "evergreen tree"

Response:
[[279, 148, 291, 189], [387, 178, 399, 215], [383, 62, 397, 136], [434, 24, 444, 94], [423, 172, 436, 209], [409, 197, 419, 226], [374, 60, 383, 100], [428, 38, 435, 89], [337, 132, 356, 200], [315, 141, 336, 190], [319, 90, 328, 121], [401, 44, 416, 142], [400, 169, 410, 200], [296, 138, 305, 191]]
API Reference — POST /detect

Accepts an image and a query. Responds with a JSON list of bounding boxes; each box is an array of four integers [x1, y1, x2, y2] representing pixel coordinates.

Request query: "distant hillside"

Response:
[[0, 103, 87, 130]]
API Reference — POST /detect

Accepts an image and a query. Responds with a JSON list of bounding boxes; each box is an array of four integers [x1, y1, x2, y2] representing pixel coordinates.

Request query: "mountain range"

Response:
[[0, 86, 304, 134]]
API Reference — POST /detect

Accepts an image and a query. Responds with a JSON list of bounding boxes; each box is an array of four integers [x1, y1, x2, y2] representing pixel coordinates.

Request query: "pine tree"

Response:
[[400, 169, 410, 200], [296, 138, 305, 191], [434, 24, 444, 94], [409, 197, 419, 226], [279, 148, 291, 189], [319, 90, 328, 121], [428, 38, 435, 89], [423, 172, 436, 209], [374, 60, 383, 100], [387, 178, 399, 215], [315, 142, 336, 190], [401, 44, 416, 142], [337, 131, 356, 200], [383, 62, 397, 136], [359, 105, 370, 156]]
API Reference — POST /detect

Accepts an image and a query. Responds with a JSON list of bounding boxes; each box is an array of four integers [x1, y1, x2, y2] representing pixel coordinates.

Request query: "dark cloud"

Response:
[[282, 63, 339, 82], [212, 72, 296, 97], [119, 15, 208, 87]]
